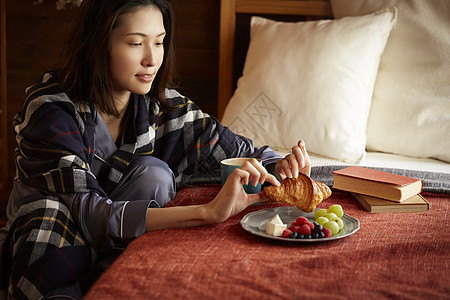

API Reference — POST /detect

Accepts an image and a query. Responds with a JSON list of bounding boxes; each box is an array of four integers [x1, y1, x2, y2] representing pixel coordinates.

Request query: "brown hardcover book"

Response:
[[332, 166, 423, 202], [352, 193, 429, 213]]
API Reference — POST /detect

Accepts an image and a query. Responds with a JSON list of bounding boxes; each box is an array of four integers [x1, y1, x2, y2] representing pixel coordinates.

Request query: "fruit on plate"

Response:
[[314, 209, 328, 219], [281, 219, 331, 240], [313, 204, 345, 236], [325, 212, 339, 221], [265, 204, 346, 240], [328, 204, 344, 218], [316, 216, 329, 226], [322, 227, 332, 238], [335, 218, 344, 230], [323, 221, 340, 235]]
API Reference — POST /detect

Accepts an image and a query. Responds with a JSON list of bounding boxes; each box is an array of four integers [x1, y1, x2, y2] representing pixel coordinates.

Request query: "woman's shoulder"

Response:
[[25, 72, 63, 99], [23, 72, 76, 110], [19, 72, 92, 125]]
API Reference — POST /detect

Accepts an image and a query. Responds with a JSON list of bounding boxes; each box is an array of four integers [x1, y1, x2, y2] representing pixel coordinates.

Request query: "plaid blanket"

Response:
[[0, 195, 96, 299]]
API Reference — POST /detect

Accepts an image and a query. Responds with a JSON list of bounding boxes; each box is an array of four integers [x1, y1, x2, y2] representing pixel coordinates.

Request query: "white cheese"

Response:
[[265, 214, 287, 236], [269, 214, 284, 225]]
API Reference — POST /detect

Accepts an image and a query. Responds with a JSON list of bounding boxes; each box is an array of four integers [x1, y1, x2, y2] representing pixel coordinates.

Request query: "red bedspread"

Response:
[[85, 185, 449, 299]]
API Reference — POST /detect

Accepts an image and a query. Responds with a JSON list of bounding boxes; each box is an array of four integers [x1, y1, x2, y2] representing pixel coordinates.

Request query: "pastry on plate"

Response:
[[264, 173, 331, 213]]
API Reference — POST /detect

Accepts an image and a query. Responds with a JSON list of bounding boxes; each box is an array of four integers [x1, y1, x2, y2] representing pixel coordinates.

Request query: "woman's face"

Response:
[[110, 6, 165, 103]]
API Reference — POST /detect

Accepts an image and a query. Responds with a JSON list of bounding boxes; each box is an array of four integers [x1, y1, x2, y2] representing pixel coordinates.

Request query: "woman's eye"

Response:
[[129, 43, 142, 47]]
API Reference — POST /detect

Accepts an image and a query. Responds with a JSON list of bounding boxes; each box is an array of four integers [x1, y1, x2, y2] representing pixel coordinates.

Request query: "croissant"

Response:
[[264, 174, 332, 213]]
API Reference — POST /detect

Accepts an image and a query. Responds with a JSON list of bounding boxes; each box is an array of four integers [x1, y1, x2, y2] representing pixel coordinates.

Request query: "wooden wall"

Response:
[[1, 0, 220, 209]]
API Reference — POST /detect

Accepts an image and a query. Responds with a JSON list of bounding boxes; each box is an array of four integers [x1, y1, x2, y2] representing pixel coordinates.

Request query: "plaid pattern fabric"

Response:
[[13, 73, 102, 196], [0, 195, 95, 299], [13, 73, 237, 196], [150, 89, 238, 187]]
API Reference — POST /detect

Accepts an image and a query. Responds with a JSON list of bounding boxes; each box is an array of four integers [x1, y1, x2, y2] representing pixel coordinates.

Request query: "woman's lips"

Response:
[[136, 73, 155, 83]]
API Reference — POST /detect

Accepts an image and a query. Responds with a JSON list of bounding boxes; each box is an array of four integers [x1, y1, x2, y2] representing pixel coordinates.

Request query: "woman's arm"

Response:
[[145, 159, 278, 232]]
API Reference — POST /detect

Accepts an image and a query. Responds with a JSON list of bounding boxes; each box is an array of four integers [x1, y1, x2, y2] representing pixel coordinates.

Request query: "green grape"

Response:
[[324, 221, 340, 235], [335, 218, 344, 230], [328, 204, 344, 218], [316, 216, 329, 226], [314, 209, 328, 220], [325, 212, 338, 221]]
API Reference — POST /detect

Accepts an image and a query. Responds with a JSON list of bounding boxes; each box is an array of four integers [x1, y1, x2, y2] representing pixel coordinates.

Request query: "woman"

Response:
[[0, 0, 311, 298]]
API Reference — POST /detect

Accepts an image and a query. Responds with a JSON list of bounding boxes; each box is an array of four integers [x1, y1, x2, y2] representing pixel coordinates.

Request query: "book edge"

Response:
[[332, 166, 422, 187], [351, 193, 430, 213]]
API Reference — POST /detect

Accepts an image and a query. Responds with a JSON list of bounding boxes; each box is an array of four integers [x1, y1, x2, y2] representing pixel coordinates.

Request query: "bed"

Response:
[[85, 0, 450, 298]]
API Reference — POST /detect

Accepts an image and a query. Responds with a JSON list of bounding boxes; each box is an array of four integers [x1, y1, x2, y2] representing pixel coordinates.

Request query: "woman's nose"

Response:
[[142, 46, 157, 66]]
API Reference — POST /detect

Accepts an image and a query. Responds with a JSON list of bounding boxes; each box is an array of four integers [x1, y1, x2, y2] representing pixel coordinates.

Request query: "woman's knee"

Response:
[[112, 156, 176, 206], [130, 156, 175, 189]]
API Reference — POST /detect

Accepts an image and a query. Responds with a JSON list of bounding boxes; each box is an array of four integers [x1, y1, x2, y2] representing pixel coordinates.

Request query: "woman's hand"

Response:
[[275, 140, 311, 179], [205, 159, 279, 223]]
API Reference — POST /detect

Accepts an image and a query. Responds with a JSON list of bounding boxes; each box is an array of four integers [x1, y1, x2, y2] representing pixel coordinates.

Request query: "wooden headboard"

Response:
[[217, 0, 333, 120]]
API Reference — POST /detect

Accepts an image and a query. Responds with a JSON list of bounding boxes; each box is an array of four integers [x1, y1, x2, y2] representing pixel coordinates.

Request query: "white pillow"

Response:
[[221, 9, 397, 163], [332, 0, 450, 163]]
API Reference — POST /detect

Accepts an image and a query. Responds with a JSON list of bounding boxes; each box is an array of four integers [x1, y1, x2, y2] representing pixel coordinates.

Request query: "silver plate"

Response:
[[241, 207, 360, 242]]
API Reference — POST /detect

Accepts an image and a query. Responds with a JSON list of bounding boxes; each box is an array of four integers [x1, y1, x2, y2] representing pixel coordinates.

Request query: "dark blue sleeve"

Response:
[[232, 133, 282, 168]]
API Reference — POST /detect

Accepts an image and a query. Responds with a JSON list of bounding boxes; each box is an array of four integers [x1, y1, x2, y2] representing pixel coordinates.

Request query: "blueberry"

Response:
[[297, 234, 305, 239], [318, 232, 325, 238], [312, 232, 320, 239], [314, 224, 323, 233], [290, 231, 298, 239], [305, 234, 312, 239]]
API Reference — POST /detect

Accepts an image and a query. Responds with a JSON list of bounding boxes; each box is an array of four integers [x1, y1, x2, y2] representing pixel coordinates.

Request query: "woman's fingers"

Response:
[[276, 157, 291, 179], [297, 140, 311, 176], [275, 139, 312, 179], [239, 159, 259, 186], [297, 140, 309, 165], [291, 147, 306, 176], [240, 159, 280, 186]]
